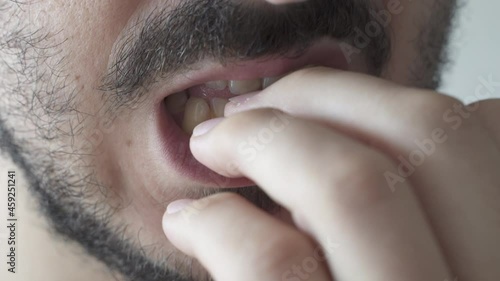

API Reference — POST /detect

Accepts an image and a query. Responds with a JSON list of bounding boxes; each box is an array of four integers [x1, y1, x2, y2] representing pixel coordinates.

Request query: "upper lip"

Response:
[[155, 39, 348, 102], [154, 39, 350, 186]]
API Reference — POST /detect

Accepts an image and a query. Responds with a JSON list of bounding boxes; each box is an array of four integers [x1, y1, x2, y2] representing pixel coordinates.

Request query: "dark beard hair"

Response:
[[0, 0, 457, 280], [101, 0, 389, 113], [0, 117, 193, 281], [1, 113, 278, 281]]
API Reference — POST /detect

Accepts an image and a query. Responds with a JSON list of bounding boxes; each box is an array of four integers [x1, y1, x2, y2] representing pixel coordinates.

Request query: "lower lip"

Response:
[[156, 103, 253, 187]]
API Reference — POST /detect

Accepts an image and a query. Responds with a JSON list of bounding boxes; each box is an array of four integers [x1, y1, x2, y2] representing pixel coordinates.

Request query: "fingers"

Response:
[[224, 68, 500, 280], [470, 99, 500, 144], [189, 109, 452, 281], [163, 193, 332, 281], [225, 67, 421, 149]]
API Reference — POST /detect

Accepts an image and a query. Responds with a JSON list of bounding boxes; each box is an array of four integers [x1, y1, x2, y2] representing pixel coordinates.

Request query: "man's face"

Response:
[[0, 0, 456, 280]]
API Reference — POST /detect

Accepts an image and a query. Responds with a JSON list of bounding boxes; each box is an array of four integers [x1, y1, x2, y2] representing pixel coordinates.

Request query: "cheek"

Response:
[[21, 0, 146, 168], [85, 101, 173, 198], [87, 111, 176, 242], [25, 0, 141, 111]]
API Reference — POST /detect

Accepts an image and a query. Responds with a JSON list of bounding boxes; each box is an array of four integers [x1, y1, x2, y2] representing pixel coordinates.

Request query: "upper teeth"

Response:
[[164, 76, 284, 135], [205, 76, 282, 95]]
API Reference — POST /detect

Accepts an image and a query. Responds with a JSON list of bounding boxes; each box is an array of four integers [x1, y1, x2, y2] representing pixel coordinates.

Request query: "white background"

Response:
[[440, 0, 500, 101]]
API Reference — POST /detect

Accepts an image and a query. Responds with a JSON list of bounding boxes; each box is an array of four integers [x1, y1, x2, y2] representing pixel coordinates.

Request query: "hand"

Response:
[[162, 67, 500, 281]]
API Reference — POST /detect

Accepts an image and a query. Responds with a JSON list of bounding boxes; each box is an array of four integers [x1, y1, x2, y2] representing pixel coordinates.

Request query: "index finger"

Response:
[[189, 109, 452, 281]]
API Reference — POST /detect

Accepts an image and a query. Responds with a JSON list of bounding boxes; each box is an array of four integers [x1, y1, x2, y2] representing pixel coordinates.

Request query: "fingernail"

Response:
[[192, 118, 224, 137], [167, 199, 195, 214], [225, 93, 259, 116], [228, 93, 258, 106]]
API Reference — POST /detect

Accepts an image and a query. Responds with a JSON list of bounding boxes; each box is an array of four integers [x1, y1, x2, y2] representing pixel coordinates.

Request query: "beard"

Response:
[[0, 0, 457, 280]]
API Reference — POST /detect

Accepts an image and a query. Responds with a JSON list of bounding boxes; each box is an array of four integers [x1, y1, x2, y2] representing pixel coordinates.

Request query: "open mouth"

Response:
[[156, 41, 350, 186], [165, 76, 285, 134]]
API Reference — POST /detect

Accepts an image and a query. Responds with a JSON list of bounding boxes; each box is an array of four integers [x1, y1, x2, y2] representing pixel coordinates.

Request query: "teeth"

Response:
[[205, 76, 283, 94], [210, 98, 228, 118], [167, 76, 284, 134], [205, 80, 227, 90], [262, 77, 281, 89], [166, 95, 228, 134], [165, 91, 188, 114], [182, 97, 211, 134], [229, 79, 262, 95]]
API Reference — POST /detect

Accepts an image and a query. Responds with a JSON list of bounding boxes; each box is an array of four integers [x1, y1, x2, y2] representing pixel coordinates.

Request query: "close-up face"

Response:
[[0, 0, 457, 280]]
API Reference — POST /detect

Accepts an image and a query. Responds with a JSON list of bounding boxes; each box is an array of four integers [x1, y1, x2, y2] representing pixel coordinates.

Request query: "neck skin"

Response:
[[0, 156, 119, 281]]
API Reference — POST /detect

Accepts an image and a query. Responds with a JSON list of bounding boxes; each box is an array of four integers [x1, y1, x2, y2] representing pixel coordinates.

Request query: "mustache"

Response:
[[102, 0, 390, 110]]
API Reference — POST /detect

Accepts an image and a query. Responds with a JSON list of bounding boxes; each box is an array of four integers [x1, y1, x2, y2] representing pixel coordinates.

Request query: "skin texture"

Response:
[[3, 0, 499, 280], [168, 69, 500, 280]]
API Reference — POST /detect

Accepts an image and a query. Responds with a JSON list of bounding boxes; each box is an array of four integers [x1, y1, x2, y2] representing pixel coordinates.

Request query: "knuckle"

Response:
[[249, 232, 312, 276], [413, 90, 462, 110], [403, 91, 465, 138], [472, 100, 500, 144], [321, 150, 395, 211]]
